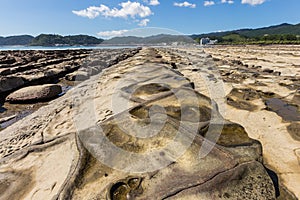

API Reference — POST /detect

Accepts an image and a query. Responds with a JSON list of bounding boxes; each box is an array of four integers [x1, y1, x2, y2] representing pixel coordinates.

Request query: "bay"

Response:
[[0, 45, 138, 51]]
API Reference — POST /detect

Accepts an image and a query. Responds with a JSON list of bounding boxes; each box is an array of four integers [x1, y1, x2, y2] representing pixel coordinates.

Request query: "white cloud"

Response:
[[72, 1, 153, 19], [204, 1, 215, 6], [241, 0, 266, 5], [72, 5, 110, 19], [138, 19, 150, 26], [221, 0, 234, 4], [174, 1, 196, 8], [148, 0, 160, 6], [97, 30, 129, 38]]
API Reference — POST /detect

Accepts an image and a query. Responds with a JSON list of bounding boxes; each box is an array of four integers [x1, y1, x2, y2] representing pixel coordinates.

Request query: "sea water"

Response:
[[0, 45, 137, 51]]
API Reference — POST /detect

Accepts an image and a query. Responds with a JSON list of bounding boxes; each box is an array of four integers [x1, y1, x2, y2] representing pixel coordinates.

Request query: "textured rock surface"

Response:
[[202, 45, 300, 199], [0, 50, 89, 94], [0, 48, 141, 129], [0, 76, 24, 93], [6, 84, 62, 102], [0, 47, 276, 199], [0, 48, 140, 97]]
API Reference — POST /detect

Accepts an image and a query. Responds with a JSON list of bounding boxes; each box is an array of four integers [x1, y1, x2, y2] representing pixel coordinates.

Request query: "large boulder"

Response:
[[6, 84, 62, 103], [0, 77, 24, 93]]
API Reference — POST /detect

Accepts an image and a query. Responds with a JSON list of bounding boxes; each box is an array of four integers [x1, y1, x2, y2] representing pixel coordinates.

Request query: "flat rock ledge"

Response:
[[0, 48, 141, 101], [5, 84, 62, 103], [0, 48, 276, 200]]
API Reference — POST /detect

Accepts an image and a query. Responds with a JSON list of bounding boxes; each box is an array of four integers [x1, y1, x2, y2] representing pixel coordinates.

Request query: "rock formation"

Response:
[[203, 45, 300, 199], [0, 48, 141, 132], [6, 84, 62, 102], [0, 47, 277, 199], [0, 48, 140, 100]]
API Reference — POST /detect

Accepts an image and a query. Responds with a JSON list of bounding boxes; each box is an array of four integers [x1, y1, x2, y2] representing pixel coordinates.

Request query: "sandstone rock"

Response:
[[6, 84, 62, 102], [0, 68, 10, 75], [287, 122, 300, 141], [203, 45, 300, 198], [0, 115, 16, 124], [263, 68, 274, 73], [65, 72, 76, 81], [89, 60, 107, 67], [273, 71, 281, 76], [0, 57, 16, 65], [0, 49, 140, 99], [0, 48, 276, 200], [76, 87, 273, 199], [295, 149, 300, 165], [75, 49, 273, 199], [65, 71, 89, 81], [88, 66, 100, 75], [292, 90, 300, 105], [0, 77, 24, 93]]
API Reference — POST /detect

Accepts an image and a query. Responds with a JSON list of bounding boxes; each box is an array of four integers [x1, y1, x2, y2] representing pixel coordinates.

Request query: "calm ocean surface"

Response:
[[0, 45, 138, 51]]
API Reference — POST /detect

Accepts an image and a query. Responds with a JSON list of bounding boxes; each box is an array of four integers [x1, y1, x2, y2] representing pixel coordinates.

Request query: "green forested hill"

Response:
[[191, 23, 300, 39], [0, 35, 34, 45], [1, 23, 300, 46], [191, 23, 300, 44], [30, 34, 104, 46], [237, 23, 300, 37], [0, 34, 103, 46]]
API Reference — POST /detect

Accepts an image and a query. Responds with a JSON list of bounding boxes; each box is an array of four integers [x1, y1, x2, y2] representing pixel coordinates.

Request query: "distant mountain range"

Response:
[[190, 23, 300, 44], [0, 34, 103, 46], [103, 23, 300, 45], [190, 23, 300, 39], [102, 34, 195, 45], [1, 23, 299, 46]]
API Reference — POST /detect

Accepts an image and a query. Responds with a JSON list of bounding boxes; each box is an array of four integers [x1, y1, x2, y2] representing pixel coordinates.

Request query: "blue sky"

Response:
[[0, 0, 299, 38]]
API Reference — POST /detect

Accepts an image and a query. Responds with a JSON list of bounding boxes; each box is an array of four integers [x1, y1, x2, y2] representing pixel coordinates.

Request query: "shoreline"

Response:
[[0, 45, 139, 51]]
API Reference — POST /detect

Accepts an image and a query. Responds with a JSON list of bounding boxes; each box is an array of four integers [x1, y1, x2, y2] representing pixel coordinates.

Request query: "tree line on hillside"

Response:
[[0, 35, 34, 46], [0, 34, 104, 46], [30, 34, 104, 46], [2, 22, 300, 46], [195, 33, 300, 45], [192, 23, 300, 45]]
